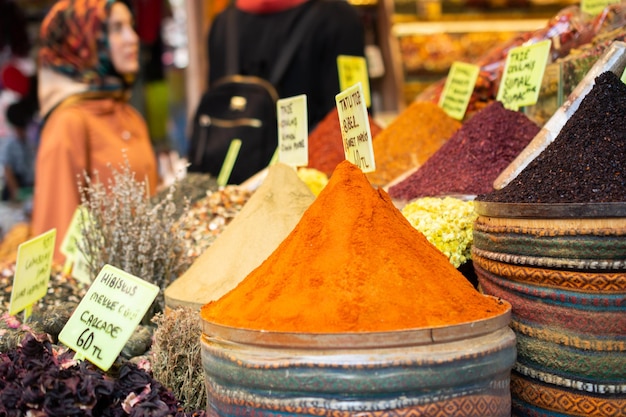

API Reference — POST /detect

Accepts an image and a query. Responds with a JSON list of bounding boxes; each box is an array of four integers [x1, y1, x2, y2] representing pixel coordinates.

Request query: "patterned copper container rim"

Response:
[[473, 247, 626, 270], [201, 297, 511, 349], [474, 201, 626, 219], [474, 216, 626, 237], [514, 364, 626, 395], [511, 371, 626, 416], [472, 255, 626, 292]]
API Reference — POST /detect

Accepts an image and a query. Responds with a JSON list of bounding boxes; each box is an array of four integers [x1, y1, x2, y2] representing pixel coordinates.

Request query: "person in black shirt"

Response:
[[207, 0, 366, 131]]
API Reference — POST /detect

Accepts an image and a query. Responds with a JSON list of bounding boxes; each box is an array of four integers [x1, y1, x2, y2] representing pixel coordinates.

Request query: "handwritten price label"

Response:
[[581, 0, 620, 16], [277, 94, 308, 167], [60, 206, 91, 260], [337, 55, 371, 108], [58, 264, 159, 371], [10, 229, 56, 318], [438, 62, 480, 120], [60, 206, 93, 284], [335, 82, 375, 173], [497, 40, 551, 111]]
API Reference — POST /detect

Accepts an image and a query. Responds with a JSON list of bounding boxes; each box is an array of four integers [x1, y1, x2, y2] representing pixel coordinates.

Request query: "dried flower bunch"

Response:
[[151, 308, 206, 412], [0, 332, 207, 416], [77, 159, 191, 319]]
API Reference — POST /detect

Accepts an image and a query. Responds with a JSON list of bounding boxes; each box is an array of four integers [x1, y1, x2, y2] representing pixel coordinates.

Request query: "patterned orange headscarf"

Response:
[[38, 0, 123, 90]]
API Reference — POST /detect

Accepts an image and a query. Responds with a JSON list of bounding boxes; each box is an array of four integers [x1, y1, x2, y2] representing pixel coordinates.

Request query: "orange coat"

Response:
[[32, 97, 159, 263]]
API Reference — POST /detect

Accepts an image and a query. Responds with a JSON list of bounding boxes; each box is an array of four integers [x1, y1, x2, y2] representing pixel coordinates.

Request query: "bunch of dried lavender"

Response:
[[76, 159, 191, 320]]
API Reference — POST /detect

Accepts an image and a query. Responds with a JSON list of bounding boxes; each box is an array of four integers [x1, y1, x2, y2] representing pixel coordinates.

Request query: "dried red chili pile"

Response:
[[478, 71, 626, 203], [389, 101, 540, 201], [307, 108, 383, 177]]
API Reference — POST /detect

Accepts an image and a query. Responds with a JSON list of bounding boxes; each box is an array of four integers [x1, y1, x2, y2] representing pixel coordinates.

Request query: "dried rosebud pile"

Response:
[[0, 333, 206, 416]]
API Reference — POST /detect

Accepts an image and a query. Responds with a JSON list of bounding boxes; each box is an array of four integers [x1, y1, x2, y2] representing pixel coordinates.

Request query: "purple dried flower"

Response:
[[0, 333, 187, 416], [116, 364, 154, 392], [0, 383, 22, 410], [1, 313, 21, 329]]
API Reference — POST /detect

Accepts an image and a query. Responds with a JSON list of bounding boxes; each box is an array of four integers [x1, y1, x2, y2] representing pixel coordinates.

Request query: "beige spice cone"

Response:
[[164, 163, 316, 311]]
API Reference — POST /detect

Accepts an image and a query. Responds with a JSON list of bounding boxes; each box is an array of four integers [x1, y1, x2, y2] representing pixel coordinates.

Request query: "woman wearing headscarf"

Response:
[[32, 0, 159, 262]]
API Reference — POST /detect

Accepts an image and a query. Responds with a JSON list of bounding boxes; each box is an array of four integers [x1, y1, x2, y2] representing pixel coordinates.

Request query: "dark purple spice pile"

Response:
[[478, 71, 626, 204], [0, 333, 206, 417], [388, 101, 540, 201]]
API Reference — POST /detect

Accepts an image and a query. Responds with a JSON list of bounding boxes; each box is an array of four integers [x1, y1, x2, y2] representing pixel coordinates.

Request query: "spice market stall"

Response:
[[5, 7, 626, 416]]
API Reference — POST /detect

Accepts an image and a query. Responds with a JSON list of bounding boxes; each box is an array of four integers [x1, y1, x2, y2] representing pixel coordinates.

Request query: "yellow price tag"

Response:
[[335, 82, 375, 173], [438, 62, 480, 120], [217, 139, 242, 186], [621, 67, 626, 84], [61, 206, 94, 284], [10, 229, 56, 318], [71, 249, 92, 284], [277, 94, 308, 167], [581, 0, 620, 15], [60, 206, 91, 259], [497, 40, 552, 111], [58, 264, 159, 371], [337, 55, 371, 108]]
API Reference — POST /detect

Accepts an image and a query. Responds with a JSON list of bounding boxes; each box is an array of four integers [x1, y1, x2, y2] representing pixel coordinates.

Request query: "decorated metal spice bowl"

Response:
[[198, 161, 518, 417], [200, 303, 515, 417], [472, 201, 626, 417]]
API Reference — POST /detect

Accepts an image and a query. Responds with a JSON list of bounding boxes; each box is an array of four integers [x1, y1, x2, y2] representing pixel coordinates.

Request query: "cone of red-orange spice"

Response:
[[201, 160, 507, 333]]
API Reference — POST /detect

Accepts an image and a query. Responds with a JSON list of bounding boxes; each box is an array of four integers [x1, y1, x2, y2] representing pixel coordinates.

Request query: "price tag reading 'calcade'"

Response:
[[58, 264, 159, 371], [438, 62, 480, 120], [337, 55, 371, 108], [497, 40, 551, 111], [9, 229, 56, 319], [277, 94, 308, 167], [335, 82, 375, 173]]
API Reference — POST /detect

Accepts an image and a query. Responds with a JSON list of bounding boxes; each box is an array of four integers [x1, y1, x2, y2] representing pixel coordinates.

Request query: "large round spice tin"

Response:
[[473, 201, 626, 269], [472, 201, 626, 417], [200, 302, 515, 417]]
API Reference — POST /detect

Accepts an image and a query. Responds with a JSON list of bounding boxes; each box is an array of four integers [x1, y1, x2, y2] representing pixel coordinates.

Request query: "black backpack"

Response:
[[187, 5, 319, 184]]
